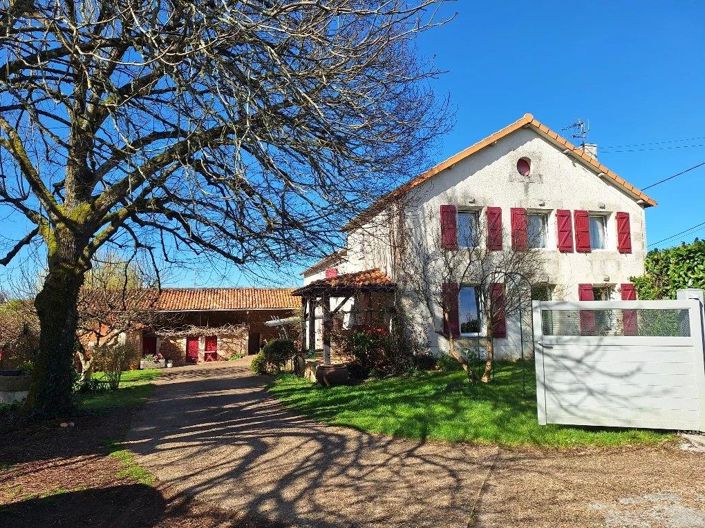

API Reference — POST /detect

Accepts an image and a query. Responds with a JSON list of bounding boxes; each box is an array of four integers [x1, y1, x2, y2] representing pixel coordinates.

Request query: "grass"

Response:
[[106, 440, 156, 485], [77, 369, 162, 413], [268, 361, 674, 448]]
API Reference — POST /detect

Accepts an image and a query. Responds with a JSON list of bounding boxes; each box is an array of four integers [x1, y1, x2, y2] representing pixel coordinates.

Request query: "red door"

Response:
[[186, 336, 199, 363], [143, 336, 157, 356], [204, 336, 217, 362]]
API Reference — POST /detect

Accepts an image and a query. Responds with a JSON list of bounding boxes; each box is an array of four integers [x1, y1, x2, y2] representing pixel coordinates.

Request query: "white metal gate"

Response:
[[533, 298, 705, 432]]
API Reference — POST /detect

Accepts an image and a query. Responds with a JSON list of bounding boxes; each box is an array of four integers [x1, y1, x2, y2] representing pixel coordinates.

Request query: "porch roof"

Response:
[[292, 268, 396, 297]]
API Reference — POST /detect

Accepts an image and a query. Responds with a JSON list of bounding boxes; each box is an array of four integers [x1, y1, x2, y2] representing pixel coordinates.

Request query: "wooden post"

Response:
[[308, 297, 316, 356], [322, 293, 331, 365], [300, 296, 307, 354]]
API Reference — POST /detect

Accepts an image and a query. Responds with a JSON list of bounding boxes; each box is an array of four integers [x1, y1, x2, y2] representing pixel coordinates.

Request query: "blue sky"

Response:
[[2, 1, 704, 289], [414, 1, 705, 247]]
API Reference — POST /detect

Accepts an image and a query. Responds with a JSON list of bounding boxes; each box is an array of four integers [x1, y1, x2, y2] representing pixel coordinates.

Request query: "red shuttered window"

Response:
[[556, 209, 574, 252], [486, 207, 503, 251], [442, 283, 460, 338], [574, 210, 591, 253], [490, 283, 507, 338], [440, 205, 458, 250], [616, 212, 632, 254], [510, 208, 528, 251], [578, 283, 596, 335], [621, 283, 637, 335]]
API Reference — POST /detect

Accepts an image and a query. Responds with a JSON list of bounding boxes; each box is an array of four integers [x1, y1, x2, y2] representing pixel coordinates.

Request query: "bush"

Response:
[[250, 351, 268, 375], [413, 353, 437, 371], [262, 339, 296, 373], [335, 324, 414, 379], [92, 342, 139, 390], [74, 377, 111, 394], [437, 354, 463, 372]]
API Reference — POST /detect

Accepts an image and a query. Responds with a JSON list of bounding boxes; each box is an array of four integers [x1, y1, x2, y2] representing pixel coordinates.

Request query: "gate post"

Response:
[[679, 290, 705, 432], [532, 300, 547, 425]]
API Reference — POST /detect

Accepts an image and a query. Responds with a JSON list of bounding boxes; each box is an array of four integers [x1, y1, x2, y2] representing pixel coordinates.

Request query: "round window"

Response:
[[517, 157, 531, 177]]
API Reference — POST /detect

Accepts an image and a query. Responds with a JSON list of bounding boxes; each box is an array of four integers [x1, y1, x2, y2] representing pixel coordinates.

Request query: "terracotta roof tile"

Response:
[[155, 288, 299, 311], [292, 269, 394, 295], [343, 113, 656, 231]]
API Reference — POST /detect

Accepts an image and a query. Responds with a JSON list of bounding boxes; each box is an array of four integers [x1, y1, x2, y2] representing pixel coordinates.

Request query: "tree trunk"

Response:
[[481, 320, 494, 383], [26, 230, 87, 417]]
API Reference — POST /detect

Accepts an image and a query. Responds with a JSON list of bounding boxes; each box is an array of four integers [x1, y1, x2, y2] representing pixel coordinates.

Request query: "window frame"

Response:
[[588, 214, 608, 250], [456, 209, 481, 249], [526, 211, 549, 249], [458, 284, 483, 337]]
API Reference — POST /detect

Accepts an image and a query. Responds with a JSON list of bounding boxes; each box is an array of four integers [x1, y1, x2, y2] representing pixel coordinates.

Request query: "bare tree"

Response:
[[0, 1, 449, 415], [394, 205, 543, 382], [75, 253, 170, 380]]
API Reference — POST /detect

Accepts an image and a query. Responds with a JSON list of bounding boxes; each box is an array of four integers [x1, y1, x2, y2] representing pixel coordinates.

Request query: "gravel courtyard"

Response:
[[126, 360, 705, 527]]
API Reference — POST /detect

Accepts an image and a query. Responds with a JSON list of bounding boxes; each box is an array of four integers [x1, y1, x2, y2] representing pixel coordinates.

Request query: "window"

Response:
[[592, 286, 613, 301], [527, 213, 548, 248], [457, 210, 480, 248], [459, 286, 482, 335], [531, 284, 554, 301], [517, 157, 531, 177], [589, 215, 606, 249]]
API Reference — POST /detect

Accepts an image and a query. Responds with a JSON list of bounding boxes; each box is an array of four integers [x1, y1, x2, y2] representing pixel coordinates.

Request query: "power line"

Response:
[[601, 143, 705, 153], [649, 220, 705, 248], [641, 161, 705, 191], [600, 134, 705, 150]]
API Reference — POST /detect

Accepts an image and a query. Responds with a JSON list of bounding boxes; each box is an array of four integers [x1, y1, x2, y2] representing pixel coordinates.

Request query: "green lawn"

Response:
[[77, 369, 162, 412], [268, 362, 674, 447]]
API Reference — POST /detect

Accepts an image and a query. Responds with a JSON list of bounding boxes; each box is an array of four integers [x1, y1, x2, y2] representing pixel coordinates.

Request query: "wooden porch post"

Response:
[[308, 297, 316, 356], [322, 293, 332, 365], [300, 296, 307, 354]]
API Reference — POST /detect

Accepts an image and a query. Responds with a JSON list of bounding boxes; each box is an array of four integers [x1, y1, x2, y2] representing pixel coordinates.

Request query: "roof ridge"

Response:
[[342, 113, 655, 231]]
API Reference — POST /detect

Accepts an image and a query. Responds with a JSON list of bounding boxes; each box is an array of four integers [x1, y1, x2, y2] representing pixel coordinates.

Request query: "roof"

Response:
[[155, 288, 299, 311], [292, 268, 395, 296], [302, 249, 348, 277], [343, 113, 656, 231]]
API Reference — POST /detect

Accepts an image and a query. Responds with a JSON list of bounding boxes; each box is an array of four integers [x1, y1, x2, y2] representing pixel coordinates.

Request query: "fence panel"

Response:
[[533, 299, 705, 432]]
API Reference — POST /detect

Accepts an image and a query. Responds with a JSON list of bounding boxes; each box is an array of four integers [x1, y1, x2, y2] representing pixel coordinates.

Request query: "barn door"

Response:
[[142, 335, 157, 356], [186, 336, 199, 363]]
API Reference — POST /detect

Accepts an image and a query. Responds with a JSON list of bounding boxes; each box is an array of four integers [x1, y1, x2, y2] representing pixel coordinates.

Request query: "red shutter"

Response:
[[556, 209, 574, 253], [511, 208, 528, 251], [621, 283, 637, 336], [616, 212, 632, 254], [325, 268, 338, 278], [490, 283, 507, 338], [440, 205, 458, 250], [442, 283, 460, 338], [486, 207, 503, 251], [578, 284, 595, 335], [205, 336, 218, 352], [574, 210, 591, 253]]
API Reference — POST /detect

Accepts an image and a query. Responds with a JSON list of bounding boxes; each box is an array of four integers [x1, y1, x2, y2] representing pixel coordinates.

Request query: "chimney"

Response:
[[581, 143, 598, 159]]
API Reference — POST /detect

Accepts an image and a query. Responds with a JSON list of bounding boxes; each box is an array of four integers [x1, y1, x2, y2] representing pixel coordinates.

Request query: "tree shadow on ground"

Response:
[[0, 484, 166, 528], [125, 363, 498, 528]]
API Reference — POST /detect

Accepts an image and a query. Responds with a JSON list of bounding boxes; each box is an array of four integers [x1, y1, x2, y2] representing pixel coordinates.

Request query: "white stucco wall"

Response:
[[303, 127, 650, 359]]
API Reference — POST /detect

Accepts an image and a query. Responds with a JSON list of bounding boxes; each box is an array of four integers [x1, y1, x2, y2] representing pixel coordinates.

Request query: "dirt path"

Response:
[[127, 360, 705, 528]]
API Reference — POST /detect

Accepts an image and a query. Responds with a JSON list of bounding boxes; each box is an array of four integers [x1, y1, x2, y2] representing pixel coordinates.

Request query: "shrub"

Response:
[[437, 354, 463, 372], [262, 339, 296, 373], [250, 351, 268, 375], [74, 377, 111, 394], [92, 342, 139, 390], [335, 323, 414, 379], [413, 353, 437, 371]]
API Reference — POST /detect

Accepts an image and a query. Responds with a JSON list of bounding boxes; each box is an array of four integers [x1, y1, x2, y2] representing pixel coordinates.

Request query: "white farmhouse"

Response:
[[293, 114, 656, 361]]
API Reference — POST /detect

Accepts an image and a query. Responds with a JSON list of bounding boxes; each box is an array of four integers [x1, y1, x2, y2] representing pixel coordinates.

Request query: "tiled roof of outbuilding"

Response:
[[156, 288, 299, 311]]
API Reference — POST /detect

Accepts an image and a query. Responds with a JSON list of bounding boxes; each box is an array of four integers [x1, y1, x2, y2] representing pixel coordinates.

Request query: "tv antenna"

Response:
[[562, 119, 590, 144]]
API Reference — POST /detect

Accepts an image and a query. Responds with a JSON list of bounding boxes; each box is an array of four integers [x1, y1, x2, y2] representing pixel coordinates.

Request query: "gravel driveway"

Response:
[[127, 359, 705, 528]]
